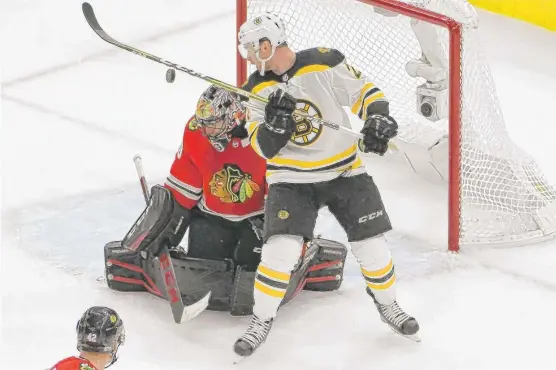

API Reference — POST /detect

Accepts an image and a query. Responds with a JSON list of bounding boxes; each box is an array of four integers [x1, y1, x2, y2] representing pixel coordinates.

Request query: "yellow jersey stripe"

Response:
[[350, 82, 376, 115], [294, 64, 331, 77], [268, 144, 357, 169], [336, 156, 363, 173], [361, 92, 386, 120], [249, 125, 267, 159], [252, 80, 279, 94], [247, 121, 260, 136]]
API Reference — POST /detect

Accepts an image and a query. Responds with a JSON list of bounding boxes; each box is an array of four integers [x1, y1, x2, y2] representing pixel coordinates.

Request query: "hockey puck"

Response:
[[166, 68, 176, 83]]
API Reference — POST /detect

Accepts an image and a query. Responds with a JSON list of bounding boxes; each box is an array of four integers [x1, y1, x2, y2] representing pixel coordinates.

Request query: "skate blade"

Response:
[[388, 326, 421, 343], [233, 353, 252, 365]]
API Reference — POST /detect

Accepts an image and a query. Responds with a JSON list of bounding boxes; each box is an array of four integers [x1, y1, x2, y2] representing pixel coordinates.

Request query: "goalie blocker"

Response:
[[103, 185, 348, 316]]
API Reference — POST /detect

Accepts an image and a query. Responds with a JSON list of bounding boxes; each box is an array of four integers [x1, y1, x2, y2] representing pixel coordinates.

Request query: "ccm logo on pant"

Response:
[[358, 210, 384, 223]]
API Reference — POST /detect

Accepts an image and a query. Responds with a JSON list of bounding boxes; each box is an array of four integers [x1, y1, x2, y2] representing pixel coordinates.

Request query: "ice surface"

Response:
[[1, 1, 555, 369]]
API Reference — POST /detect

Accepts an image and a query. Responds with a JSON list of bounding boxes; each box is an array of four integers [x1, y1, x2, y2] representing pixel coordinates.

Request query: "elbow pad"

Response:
[[256, 124, 292, 159]]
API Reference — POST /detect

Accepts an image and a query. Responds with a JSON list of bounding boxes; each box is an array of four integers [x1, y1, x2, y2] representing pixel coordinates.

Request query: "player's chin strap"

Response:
[[105, 346, 120, 368], [255, 46, 277, 77]]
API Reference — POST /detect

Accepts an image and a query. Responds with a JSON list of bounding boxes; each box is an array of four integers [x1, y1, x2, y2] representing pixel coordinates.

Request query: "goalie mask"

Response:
[[238, 13, 287, 76], [76, 306, 125, 368], [195, 85, 246, 152]]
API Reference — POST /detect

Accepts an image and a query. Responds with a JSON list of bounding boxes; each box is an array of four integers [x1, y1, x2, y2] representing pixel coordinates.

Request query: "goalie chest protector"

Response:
[[166, 117, 267, 221]]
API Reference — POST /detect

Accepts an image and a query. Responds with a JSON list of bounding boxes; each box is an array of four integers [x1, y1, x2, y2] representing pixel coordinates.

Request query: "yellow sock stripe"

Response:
[[366, 274, 396, 290], [257, 264, 290, 282], [361, 258, 393, 278], [254, 280, 286, 298]]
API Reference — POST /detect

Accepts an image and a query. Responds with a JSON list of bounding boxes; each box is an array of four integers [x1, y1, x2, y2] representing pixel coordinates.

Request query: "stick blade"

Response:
[[178, 291, 212, 323], [82, 2, 100, 31]]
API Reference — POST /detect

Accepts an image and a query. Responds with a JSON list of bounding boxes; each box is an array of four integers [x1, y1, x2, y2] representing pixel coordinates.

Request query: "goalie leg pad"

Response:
[[104, 240, 163, 297], [104, 241, 236, 311], [303, 238, 348, 292], [147, 249, 236, 311], [229, 266, 256, 316]]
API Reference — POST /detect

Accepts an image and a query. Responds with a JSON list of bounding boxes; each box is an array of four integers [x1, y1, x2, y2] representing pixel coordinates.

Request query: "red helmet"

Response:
[[195, 85, 246, 152]]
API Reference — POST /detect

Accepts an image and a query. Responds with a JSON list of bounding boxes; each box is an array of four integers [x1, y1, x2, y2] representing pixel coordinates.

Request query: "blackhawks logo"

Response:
[[209, 164, 260, 203]]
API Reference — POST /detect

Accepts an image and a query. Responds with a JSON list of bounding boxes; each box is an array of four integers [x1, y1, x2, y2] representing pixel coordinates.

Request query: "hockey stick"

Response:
[[132, 154, 211, 323], [81, 2, 364, 140]]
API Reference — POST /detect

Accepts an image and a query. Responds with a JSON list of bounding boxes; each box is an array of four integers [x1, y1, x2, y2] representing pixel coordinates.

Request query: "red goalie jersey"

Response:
[[164, 117, 267, 221]]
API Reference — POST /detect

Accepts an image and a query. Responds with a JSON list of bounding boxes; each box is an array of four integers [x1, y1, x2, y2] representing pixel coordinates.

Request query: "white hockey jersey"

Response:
[[242, 47, 388, 185]]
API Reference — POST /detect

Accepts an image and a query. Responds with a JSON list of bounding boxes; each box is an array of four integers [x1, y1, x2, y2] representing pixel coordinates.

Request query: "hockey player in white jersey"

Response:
[[234, 13, 420, 357]]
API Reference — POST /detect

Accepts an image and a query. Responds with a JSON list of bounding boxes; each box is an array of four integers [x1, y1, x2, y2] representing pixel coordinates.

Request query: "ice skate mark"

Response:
[[2, 10, 234, 88], [2, 94, 172, 155]]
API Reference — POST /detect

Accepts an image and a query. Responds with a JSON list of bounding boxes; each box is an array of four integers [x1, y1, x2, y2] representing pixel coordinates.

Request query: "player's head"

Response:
[[76, 306, 125, 368], [238, 13, 287, 76], [194, 85, 246, 152]]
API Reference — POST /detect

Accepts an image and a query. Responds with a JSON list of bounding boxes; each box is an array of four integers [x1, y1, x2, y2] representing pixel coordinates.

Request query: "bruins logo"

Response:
[[209, 164, 261, 203], [290, 99, 323, 146], [317, 47, 331, 53]]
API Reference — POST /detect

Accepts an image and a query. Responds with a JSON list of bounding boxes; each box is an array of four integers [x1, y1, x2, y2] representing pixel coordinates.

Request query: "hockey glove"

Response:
[[122, 185, 191, 258], [264, 89, 297, 135], [360, 113, 398, 155]]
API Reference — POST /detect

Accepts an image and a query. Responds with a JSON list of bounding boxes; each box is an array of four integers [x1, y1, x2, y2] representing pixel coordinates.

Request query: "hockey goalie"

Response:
[[103, 85, 348, 316]]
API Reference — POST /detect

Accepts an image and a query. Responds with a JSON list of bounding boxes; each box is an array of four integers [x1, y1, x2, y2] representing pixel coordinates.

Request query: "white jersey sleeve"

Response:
[[328, 54, 389, 120]]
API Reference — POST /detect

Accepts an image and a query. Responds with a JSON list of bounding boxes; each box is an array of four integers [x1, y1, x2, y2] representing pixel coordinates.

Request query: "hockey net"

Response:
[[236, 0, 556, 251]]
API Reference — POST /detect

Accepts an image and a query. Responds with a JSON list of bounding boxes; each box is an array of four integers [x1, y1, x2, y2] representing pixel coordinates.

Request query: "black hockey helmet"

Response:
[[76, 306, 125, 368]]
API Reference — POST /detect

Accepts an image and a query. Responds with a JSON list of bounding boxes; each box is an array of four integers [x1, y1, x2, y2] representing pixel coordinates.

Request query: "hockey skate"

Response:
[[367, 288, 421, 342], [233, 315, 273, 358]]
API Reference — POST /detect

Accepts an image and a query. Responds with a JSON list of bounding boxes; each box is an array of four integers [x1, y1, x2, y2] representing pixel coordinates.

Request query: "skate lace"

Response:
[[381, 301, 410, 327], [241, 316, 271, 348]]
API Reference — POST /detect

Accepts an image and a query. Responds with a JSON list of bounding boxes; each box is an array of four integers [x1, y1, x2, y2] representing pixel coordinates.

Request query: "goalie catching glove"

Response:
[[359, 113, 399, 155]]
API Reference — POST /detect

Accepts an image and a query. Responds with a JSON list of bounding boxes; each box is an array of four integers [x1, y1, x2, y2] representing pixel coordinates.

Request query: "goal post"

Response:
[[236, 0, 556, 252]]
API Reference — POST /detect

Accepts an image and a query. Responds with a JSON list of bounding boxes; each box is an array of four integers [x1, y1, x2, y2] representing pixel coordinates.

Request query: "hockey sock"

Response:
[[253, 263, 291, 318], [252, 235, 304, 319], [351, 236, 397, 305]]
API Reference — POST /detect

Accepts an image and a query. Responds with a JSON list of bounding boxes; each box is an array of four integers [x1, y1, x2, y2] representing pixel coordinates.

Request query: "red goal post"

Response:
[[236, 0, 556, 252]]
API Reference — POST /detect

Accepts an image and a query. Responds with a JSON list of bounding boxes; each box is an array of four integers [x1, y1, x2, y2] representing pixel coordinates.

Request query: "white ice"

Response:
[[1, 1, 556, 369]]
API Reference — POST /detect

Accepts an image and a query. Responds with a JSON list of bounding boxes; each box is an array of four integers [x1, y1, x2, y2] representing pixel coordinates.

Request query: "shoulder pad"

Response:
[[295, 48, 345, 69], [241, 71, 281, 94]]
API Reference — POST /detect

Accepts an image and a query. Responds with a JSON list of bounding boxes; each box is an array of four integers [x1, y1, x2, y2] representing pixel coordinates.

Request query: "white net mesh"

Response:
[[240, 0, 556, 247]]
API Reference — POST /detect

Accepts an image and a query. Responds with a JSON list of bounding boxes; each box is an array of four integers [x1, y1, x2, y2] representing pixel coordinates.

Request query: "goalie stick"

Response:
[[132, 154, 211, 323], [81, 2, 364, 141]]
